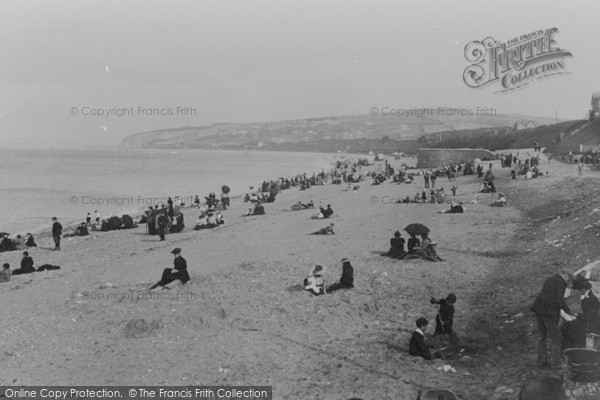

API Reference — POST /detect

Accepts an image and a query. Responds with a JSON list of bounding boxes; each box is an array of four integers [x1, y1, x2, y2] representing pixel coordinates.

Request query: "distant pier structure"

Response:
[[590, 92, 600, 120]]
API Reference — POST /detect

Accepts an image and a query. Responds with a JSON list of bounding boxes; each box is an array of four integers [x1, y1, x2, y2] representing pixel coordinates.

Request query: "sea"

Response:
[[0, 148, 337, 235]]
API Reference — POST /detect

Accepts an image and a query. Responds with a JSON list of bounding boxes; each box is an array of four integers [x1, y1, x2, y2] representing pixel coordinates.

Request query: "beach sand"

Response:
[[0, 153, 597, 399]]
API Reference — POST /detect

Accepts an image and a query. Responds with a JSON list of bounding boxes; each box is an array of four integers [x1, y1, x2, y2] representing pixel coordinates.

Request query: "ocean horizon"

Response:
[[0, 148, 338, 235]]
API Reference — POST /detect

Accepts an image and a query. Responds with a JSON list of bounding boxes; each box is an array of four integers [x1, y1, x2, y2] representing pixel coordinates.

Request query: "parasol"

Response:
[[404, 223, 430, 236], [221, 185, 230, 194]]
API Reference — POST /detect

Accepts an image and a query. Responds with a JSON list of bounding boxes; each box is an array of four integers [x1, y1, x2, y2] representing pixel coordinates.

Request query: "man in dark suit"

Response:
[[409, 317, 432, 360], [149, 248, 190, 290], [157, 211, 168, 241], [51, 217, 62, 250], [531, 270, 574, 368]]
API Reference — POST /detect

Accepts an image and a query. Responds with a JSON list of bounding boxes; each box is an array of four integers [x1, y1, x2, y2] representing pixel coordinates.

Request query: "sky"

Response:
[[0, 0, 599, 149]]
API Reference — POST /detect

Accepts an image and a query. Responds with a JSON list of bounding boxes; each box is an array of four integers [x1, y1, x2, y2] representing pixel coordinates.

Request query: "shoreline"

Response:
[[1, 149, 348, 236]]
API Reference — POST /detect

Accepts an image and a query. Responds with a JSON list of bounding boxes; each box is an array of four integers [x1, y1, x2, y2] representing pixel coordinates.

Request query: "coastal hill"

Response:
[[120, 112, 560, 151]]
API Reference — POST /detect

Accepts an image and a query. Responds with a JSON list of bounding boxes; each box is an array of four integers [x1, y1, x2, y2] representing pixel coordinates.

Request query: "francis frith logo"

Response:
[[463, 28, 572, 92]]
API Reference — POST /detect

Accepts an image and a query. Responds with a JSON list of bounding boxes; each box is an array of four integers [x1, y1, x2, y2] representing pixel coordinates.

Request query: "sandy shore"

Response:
[[0, 153, 597, 399]]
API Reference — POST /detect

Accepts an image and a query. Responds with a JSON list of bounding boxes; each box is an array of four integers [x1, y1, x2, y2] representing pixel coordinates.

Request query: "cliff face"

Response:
[[119, 114, 562, 150]]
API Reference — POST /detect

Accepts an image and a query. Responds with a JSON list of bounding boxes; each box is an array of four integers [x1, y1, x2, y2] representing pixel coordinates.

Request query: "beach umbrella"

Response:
[[404, 223, 430, 236], [0, 232, 10, 237], [221, 185, 230, 194]]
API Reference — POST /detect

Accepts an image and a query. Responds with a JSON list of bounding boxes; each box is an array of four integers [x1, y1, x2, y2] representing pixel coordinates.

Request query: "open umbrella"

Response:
[[221, 185, 230, 194], [404, 223, 430, 236], [0, 232, 10, 237]]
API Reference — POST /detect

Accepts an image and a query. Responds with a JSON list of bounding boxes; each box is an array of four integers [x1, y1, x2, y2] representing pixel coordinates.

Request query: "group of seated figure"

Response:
[[302, 258, 354, 295], [385, 231, 443, 262]]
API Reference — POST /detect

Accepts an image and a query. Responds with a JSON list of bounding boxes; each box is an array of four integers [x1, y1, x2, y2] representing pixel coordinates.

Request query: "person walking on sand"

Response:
[[86, 213, 91, 226], [149, 248, 190, 290], [578, 162, 583, 178], [157, 211, 168, 241], [95, 210, 100, 225], [51, 217, 62, 250], [531, 270, 575, 368]]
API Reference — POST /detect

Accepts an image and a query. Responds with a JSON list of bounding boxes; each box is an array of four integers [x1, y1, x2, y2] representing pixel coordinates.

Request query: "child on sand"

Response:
[[409, 317, 433, 360], [303, 265, 325, 295], [0, 263, 10, 282], [430, 294, 457, 335]]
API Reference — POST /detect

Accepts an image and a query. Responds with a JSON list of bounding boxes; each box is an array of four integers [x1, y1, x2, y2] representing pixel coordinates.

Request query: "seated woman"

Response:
[[215, 211, 225, 225], [13, 235, 26, 250], [421, 191, 427, 202], [386, 231, 406, 259], [429, 190, 436, 204], [149, 248, 189, 290], [327, 258, 354, 293], [253, 203, 265, 215], [311, 223, 334, 235], [194, 215, 211, 229], [25, 233, 36, 247], [407, 234, 420, 254], [409, 234, 443, 261], [75, 223, 89, 236], [480, 182, 490, 193], [303, 264, 325, 295], [12, 251, 34, 275], [413, 192, 421, 203], [440, 201, 464, 213], [207, 212, 217, 227], [490, 193, 507, 207]]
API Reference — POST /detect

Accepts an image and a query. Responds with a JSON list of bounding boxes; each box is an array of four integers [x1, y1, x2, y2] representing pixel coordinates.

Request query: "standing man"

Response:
[[424, 171, 429, 189], [531, 270, 574, 368], [157, 211, 168, 241], [51, 217, 62, 250], [578, 162, 584, 178], [430, 171, 436, 189], [95, 210, 100, 225]]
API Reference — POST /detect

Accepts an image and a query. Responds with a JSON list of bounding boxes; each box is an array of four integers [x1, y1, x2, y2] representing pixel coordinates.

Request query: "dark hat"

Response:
[[23, 251, 28, 256], [171, 248, 181, 254], [416, 317, 429, 327], [394, 230, 401, 237]]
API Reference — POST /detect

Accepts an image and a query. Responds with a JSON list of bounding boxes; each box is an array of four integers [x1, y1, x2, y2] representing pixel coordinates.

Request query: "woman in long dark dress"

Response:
[[386, 231, 406, 259], [326, 259, 354, 293], [149, 248, 190, 290]]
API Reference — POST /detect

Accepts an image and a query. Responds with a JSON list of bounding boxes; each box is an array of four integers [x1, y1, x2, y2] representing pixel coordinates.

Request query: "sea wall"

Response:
[[416, 148, 497, 168]]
